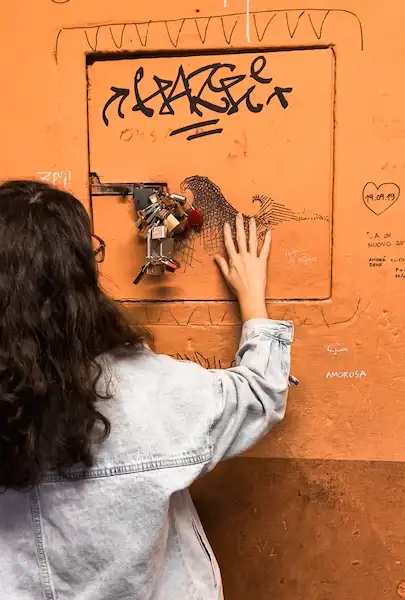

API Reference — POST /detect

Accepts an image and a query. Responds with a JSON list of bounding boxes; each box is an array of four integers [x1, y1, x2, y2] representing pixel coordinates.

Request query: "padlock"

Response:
[[160, 238, 174, 256], [133, 262, 149, 285], [186, 208, 204, 227], [133, 184, 203, 285], [138, 203, 158, 222], [145, 206, 161, 224], [133, 187, 153, 212], [162, 259, 179, 273], [152, 225, 167, 240], [148, 193, 159, 204], [164, 213, 181, 233], [169, 193, 186, 204], [172, 208, 203, 234], [146, 262, 165, 276]]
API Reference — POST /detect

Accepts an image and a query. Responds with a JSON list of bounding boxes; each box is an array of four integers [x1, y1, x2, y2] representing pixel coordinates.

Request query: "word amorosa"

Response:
[[325, 370, 367, 379]]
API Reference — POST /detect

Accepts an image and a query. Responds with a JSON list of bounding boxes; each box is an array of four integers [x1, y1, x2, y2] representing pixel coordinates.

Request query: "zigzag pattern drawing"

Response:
[[121, 295, 362, 327], [55, 8, 363, 62]]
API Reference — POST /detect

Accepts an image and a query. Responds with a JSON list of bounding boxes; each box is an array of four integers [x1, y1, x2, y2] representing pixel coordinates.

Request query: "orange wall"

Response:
[[2, 0, 405, 597]]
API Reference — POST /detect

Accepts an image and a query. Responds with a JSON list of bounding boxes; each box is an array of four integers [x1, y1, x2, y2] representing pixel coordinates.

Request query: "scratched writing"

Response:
[[37, 170, 71, 189], [285, 250, 317, 265], [102, 55, 293, 140], [325, 370, 367, 379], [366, 231, 405, 278], [368, 256, 405, 278], [327, 344, 348, 356], [369, 257, 386, 267]]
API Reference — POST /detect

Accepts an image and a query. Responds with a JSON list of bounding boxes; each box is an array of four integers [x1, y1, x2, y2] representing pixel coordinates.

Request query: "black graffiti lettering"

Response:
[[132, 67, 154, 117], [158, 66, 196, 116], [196, 63, 237, 96], [196, 63, 262, 115], [102, 86, 130, 126], [187, 128, 223, 140], [174, 63, 225, 116], [132, 76, 173, 115], [250, 55, 273, 84], [191, 94, 230, 115], [218, 73, 245, 91], [153, 76, 177, 116], [102, 55, 293, 135], [226, 82, 263, 115], [266, 86, 293, 109], [190, 63, 235, 115]]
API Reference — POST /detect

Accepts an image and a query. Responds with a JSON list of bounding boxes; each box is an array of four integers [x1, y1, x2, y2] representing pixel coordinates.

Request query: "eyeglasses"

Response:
[[92, 234, 106, 263]]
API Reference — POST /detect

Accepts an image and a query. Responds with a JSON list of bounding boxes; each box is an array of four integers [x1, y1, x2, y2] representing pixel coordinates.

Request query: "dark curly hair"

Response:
[[0, 180, 149, 490]]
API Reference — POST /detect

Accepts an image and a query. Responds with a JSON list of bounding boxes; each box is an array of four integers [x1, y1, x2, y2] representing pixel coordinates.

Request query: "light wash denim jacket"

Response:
[[0, 318, 294, 600]]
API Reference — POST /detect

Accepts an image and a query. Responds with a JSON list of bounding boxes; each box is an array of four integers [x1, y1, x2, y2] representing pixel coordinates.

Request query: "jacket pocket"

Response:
[[191, 517, 218, 588]]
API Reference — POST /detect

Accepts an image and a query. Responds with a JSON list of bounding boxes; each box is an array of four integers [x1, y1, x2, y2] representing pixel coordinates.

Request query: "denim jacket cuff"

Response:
[[240, 319, 294, 345]]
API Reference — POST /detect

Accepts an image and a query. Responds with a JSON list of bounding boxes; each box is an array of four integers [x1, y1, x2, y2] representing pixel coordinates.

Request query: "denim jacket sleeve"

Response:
[[204, 318, 294, 471]]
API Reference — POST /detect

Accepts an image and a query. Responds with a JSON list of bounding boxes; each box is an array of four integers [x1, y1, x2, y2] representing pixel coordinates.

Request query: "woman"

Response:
[[0, 180, 294, 599]]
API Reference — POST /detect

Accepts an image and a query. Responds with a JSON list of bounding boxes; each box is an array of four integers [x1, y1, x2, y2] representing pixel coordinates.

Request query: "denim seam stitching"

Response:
[[41, 448, 213, 482], [171, 505, 206, 599], [28, 487, 56, 600], [243, 330, 291, 343], [191, 518, 218, 588]]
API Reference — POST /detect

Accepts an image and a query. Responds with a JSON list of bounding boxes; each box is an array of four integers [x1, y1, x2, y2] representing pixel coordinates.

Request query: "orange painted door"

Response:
[[88, 48, 333, 302]]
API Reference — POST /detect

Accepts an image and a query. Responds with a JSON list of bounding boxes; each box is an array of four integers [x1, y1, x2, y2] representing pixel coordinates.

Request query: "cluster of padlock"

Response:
[[133, 187, 203, 284]]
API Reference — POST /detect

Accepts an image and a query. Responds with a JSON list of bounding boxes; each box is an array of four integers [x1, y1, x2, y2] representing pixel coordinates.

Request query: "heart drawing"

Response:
[[362, 182, 400, 216]]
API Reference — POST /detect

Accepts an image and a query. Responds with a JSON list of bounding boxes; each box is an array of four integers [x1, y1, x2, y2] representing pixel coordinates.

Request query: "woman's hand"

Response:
[[215, 213, 271, 323]]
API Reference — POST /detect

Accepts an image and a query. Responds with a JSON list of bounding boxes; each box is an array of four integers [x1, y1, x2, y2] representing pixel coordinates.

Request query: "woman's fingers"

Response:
[[235, 213, 247, 254], [223, 222, 237, 260], [260, 229, 272, 261], [222, 216, 263, 262], [249, 218, 258, 255], [214, 255, 230, 279]]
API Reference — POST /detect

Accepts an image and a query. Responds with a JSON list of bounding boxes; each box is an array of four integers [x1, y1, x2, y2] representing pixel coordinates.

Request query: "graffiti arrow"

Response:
[[102, 86, 130, 126]]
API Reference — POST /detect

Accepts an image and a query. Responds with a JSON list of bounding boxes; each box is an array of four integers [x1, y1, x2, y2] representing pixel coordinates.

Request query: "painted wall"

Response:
[[2, 0, 405, 597]]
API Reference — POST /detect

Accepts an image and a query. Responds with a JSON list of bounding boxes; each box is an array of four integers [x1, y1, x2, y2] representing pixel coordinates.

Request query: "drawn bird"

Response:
[[179, 175, 327, 256]]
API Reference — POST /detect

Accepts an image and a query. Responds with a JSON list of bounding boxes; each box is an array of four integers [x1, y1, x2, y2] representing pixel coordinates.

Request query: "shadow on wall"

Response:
[[191, 457, 405, 600]]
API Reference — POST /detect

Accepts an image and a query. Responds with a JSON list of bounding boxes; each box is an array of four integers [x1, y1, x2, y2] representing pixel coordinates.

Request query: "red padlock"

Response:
[[185, 208, 203, 229], [173, 208, 203, 234]]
